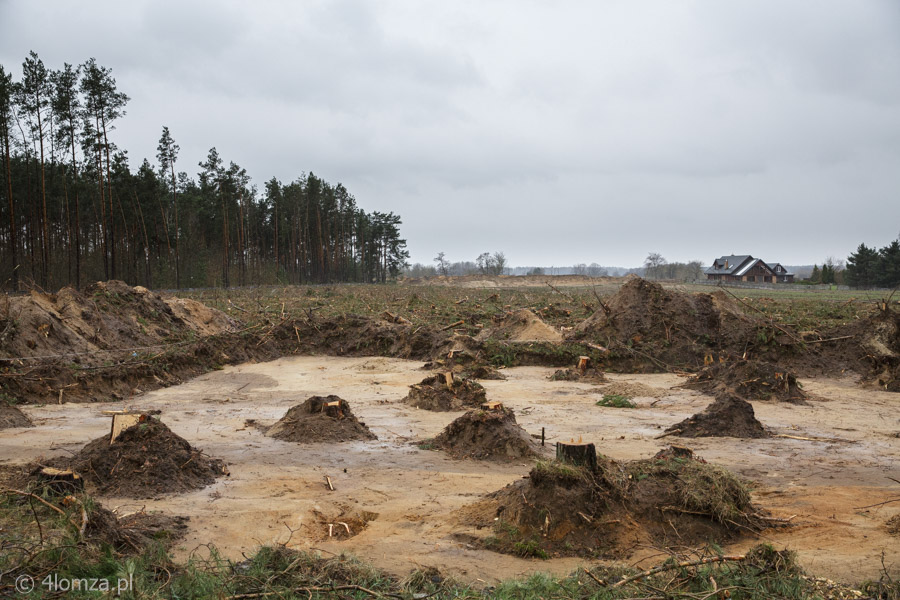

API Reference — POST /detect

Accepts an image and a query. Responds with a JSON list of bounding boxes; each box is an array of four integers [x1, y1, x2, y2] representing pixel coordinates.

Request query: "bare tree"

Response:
[[644, 252, 666, 279], [491, 251, 506, 275], [433, 251, 448, 276]]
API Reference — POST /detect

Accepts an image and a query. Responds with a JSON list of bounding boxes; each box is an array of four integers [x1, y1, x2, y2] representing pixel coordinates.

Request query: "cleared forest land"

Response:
[[1, 277, 898, 599]]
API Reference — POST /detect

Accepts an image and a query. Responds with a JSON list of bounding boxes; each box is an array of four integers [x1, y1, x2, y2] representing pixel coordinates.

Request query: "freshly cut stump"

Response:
[[556, 441, 598, 470], [62, 418, 227, 498], [431, 408, 540, 461], [404, 375, 487, 411], [664, 392, 768, 438], [267, 395, 377, 443]]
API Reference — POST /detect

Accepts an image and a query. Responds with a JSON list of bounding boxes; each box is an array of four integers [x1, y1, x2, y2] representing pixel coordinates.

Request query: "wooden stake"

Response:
[[324, 475, 334, 491]]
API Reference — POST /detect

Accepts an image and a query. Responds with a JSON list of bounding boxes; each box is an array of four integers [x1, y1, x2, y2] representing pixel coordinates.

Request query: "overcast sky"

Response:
[[2, 1, 899, 268]]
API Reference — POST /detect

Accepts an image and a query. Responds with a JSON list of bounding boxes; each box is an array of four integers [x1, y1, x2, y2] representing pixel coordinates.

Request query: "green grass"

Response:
[[596, 394, 636, 408]]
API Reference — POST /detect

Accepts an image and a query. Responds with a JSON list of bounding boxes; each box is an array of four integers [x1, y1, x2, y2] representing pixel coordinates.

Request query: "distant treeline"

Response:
[[844, 238, 900, 289], [0, 52, 408, 291]]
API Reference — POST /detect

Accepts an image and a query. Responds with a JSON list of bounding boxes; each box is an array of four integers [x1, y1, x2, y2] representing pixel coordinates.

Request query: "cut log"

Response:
[[37, 467, 84, 494], [481, 401, 503, 411], [440, 371, 454, 389], [556, 441, 597, 471]]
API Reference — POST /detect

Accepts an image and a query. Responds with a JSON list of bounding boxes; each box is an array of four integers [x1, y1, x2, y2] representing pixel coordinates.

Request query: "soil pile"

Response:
[[0, 281, 242, 402], [60, 417, 228, 498], [850, 305, 900, 391], [684, 358, 808, 403], [462, 446, 759, 558], [266, 395, 377, 443], [87, 506, 190, 552], [886, 514, 900, 537], [597, 381, 666, 399], [549, 368, 608, 383], [1, 281, 237, 363], [431, 408, 540, 461], [404, 375, 487, 411], [664, 392, 768, 438], [476, 309, 563, 343], [0, 405, 32, 429], [570, 278, 767, 371], [285, 314, 445, 361]]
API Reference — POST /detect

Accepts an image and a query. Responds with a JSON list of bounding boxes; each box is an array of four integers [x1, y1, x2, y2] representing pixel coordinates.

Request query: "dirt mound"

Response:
[[284, 313, 446, 361], [266, 395, 377, 443], [404, 375, 487, 411], [0, 281, 242, 403], [476, 309, 562, 343], [597, 381, 666, 399], [664, 392, 768, 438], [430, 408, 541, 461], [462, 446, 759, 558], [1, 281, 238, 363], [684, 358, 808, 403], [549, 368, 608, 383], [59, 417, 228, 498], [87, 506, 190, 552], [886, 514, 900, 536], [849, 306, 900, 391], [570, 278, 770, 372], [0, 405, 32, 429]]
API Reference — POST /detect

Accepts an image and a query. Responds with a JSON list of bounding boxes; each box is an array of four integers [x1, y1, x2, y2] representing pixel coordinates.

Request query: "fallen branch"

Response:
[[805, 335, 854, 344], [441, 320, 465, 331], [612, 554, 747, 588], [227, 584, 399, 599], [854, 497, 900, 510]]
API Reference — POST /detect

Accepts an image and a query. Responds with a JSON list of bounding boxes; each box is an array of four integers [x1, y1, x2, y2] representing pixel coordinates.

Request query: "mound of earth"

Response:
[[59, 417, 228, 498], [685, 359, 807, 403], [597, 381, 665, 399], [569, 278, 769, 372], [462, 446, 759, 558], [266, 395, 377, 443], [0, 281, 242, 403], [404, 374, 487, 411], [0, 405, 32, 429], [87, 506, 190, 553], [549, 368, 608, 383], [284, 313, 447, 361], [845, 305, 900, 391], [476, 309, 562, 343], [886, 514, 900, 537], [1, 281, 238, 364], [664, 392, 768, 438], [430, 408, 540, 461]]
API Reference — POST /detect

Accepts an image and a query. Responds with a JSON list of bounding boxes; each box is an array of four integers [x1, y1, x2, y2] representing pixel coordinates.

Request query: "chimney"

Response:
[[725, 259, 729, 269]]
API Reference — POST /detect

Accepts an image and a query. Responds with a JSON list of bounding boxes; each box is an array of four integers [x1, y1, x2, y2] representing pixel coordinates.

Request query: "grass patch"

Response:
[[596, 393, 636, 408]]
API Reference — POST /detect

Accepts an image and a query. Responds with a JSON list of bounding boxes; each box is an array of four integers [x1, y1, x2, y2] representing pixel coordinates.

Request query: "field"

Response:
[[1, 276, 898, 599]]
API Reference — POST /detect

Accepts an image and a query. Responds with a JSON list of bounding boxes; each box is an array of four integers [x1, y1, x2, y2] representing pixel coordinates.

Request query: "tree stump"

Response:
[[577, 356, 591, 374], [556, 442, 597, 470], [322, 400, 344, 419], [440, 371, 454, 389], [37, 467, 84, 495]]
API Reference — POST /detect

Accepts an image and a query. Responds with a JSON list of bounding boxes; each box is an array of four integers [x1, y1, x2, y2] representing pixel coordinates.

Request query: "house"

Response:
[[705, 255, 794, 283]]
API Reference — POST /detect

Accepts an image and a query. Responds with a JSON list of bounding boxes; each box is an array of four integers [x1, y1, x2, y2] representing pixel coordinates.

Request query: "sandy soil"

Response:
[[2, 357, 898, 584]]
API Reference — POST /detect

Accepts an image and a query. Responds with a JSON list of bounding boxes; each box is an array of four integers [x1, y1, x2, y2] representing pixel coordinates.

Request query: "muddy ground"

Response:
[[2, 356, 897, 585]]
